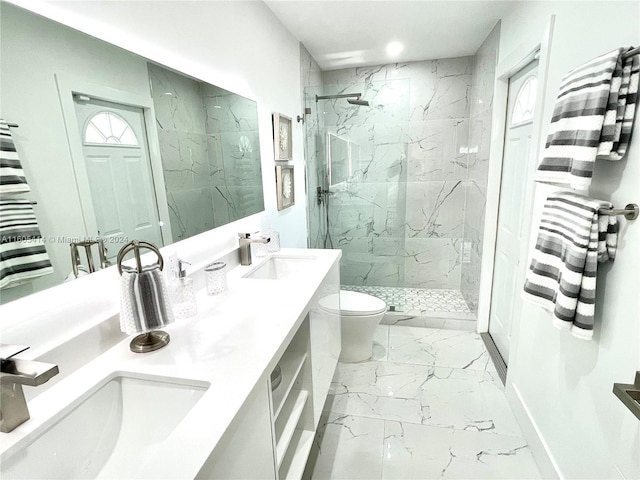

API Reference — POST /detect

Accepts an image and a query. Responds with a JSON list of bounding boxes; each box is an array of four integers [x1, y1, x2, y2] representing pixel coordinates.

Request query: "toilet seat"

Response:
[[319, 290, 387, 316]]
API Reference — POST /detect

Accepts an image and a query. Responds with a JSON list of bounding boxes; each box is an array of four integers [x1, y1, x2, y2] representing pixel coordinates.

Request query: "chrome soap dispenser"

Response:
[[172, 259, 197, 319]]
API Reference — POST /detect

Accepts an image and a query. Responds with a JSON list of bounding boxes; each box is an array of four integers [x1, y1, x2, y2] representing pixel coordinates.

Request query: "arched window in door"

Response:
[[510, 76, 538, 126], [84, 111, 139, 146]]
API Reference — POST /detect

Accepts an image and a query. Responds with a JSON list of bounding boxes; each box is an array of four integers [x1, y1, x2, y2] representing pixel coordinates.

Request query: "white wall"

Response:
[[498, 2, 640, 478], [0, 1, 307, 351]]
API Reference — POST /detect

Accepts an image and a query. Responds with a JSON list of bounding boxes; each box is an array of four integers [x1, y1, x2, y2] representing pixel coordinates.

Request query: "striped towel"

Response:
[[0, 120, 31, 195], [535, 47, 640, 189], [522, 192, 617, 340], [0, 200, 53, 289], [119, 264, 174, 335]]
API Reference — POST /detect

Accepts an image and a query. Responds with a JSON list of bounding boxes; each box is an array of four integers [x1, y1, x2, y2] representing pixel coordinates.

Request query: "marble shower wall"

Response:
[[461, 23, 501, 313], [149, 64, 263, 242], [319, 59, 473, 290]]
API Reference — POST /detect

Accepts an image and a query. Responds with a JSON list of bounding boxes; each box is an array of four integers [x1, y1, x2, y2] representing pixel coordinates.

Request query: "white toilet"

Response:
[[319, 290, 387, 363]]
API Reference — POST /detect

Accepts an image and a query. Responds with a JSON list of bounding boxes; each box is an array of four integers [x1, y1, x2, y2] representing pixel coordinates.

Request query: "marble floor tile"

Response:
[[326, 392, 426, 424], [313, 325, 540, 479], [382, 314, 436, 328], [388, 326, 492, 371], [383, 314, 478, 331], [306, 412, 384, 480], [443, 318, 478, 331], [475, 370, 522, 437], [419, 367, 504, 433], [331, 361, 434, 399], [372, 325, 389, 361], [383, 421, 540, 479]]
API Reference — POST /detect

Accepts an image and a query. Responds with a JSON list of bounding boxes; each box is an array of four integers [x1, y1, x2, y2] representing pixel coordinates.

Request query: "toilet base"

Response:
[[339, 311, 385, 363]]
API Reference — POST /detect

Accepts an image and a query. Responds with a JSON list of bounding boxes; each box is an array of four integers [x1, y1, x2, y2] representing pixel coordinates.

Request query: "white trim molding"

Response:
[[476, 14, 561, 479]]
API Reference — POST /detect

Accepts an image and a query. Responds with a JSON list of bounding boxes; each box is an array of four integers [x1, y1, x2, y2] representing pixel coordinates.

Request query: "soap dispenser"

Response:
[[266, 225, 280, 253], [172, 259, 197, 319]]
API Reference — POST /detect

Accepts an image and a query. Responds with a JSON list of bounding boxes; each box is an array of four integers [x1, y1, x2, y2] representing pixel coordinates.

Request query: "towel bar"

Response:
[[622, 46, 640, 60], [613, 371, 640, 420], [599, 203, 639, 220]]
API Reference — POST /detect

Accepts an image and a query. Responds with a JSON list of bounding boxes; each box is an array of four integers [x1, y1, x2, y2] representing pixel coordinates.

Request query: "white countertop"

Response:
[[0, 248, 341, 479]]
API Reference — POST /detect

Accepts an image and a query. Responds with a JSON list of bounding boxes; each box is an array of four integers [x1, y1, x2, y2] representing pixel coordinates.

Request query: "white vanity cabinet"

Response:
[[0, 250, 341, 480], [270, 318, 315, 479], [308, 258, 341, 425], [196, 253, 341, 480], [196, 380, 277, 479]]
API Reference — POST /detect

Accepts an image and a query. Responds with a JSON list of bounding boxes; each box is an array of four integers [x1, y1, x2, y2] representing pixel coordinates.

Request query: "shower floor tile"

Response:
[[341, 285, 473, 316], [305, 325, 541, 480]]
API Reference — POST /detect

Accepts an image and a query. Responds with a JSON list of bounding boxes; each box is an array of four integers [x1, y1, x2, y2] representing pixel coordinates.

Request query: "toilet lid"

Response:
[[318, 290, 387, 316]]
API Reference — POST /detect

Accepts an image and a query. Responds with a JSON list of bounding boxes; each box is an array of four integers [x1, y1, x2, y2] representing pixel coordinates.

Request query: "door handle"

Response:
[[613, 371, 640, 420]]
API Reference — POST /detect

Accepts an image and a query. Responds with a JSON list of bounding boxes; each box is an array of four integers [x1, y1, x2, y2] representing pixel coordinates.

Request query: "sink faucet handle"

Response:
[[238, 231, 259, 239], [0, 344, 30, 360]]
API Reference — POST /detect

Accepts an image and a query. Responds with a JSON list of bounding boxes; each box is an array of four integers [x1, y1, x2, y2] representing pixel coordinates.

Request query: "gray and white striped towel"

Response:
[[0, 120, 31, 195], [535, 47, 639, 190], [0, 200, 53, 289], [119, 264, 174, 335], [522, 192, 617, 340]]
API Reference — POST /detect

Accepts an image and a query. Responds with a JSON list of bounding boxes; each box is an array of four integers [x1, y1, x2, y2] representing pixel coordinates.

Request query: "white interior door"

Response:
[[489, 59, 539, 364], [74, 97, 163, 262]]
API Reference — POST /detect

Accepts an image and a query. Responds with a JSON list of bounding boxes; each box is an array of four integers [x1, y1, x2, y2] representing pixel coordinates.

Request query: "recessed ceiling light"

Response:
[[386, 41, 404, 57]]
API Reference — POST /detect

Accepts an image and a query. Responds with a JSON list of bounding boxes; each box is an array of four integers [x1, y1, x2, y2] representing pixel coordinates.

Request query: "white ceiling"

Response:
[[265, 1, 516, 70]]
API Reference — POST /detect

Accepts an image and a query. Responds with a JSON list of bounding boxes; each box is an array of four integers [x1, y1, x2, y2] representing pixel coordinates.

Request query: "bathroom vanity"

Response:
[[0, 248, 341, 479]]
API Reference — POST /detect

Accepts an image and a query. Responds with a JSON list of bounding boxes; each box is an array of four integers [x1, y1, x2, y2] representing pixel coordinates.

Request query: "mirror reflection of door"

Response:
[[73, 97, 164, 263], [489, 59, 539, 365]]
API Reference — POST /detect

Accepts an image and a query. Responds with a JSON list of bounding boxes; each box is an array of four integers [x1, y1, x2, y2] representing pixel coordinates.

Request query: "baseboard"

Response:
[[505, 382, 562, 479]]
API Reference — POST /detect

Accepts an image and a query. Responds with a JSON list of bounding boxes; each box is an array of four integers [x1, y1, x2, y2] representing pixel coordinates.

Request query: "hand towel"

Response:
[[120, 264, 174, 335], [535, 47, 639, 190], [0, 120, 31, 195], [0, 200, 53, 289], [522, 192, 618, 340]]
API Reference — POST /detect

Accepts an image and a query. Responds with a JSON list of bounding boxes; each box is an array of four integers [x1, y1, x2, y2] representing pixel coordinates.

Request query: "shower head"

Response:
[[347, 98, 370, 106]]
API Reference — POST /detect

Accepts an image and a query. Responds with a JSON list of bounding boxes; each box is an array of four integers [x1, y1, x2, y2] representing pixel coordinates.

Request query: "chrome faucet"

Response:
[[238, 232, 270, 266], [1, 344, 59, 433]]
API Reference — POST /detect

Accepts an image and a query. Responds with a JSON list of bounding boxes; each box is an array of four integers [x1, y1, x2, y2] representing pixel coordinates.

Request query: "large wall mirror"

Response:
[[0, 4, 265, 304]]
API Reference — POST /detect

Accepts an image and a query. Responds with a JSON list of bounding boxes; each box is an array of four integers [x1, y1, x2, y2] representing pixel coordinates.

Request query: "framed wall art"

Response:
[[272, 113, 292, 161], [275, 165, 295, 210]]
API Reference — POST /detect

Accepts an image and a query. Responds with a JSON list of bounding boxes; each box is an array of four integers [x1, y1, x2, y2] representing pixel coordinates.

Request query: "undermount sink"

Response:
[[1, 374, 208, 479], [243, 255, 317, 280]]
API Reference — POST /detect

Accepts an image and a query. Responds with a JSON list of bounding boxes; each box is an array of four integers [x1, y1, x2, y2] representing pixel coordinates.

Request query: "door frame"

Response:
[[476, 17, 559, 479], [487, 57, 540, 370], [55, 73, 173, 245], [477, 17, 555, 339]]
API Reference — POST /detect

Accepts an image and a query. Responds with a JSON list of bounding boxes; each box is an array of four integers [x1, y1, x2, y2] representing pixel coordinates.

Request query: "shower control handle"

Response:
[[317, 186, 330, 205]]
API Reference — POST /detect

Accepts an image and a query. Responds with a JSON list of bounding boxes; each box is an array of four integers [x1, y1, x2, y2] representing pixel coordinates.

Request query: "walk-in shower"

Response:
[[302, 50, 498, 323]]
